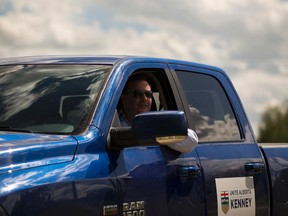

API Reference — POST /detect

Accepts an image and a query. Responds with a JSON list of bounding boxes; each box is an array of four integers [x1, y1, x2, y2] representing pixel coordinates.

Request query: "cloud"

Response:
[[0, 0, 287, 138], [231, 69, 288, 135]]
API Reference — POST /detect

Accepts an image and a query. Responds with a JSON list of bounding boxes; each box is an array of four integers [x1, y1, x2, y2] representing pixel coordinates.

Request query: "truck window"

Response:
[[175, 71, 241, 142], [115, 70, 177, 127]]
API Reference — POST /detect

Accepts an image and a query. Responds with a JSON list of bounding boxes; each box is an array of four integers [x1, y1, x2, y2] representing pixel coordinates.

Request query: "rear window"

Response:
[[176, 71, 241, 142]]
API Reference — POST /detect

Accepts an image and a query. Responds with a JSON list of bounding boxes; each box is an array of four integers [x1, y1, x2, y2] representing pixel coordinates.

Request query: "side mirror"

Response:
[[108, 111, 188, 150]]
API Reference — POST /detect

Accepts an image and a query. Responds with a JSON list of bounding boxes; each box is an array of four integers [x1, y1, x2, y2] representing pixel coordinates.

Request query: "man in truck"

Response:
[[119, 73, 198, 153]]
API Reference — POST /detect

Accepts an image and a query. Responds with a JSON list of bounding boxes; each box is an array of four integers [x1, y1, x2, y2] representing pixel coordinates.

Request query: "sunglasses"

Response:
[[133, 90, 153, 99]]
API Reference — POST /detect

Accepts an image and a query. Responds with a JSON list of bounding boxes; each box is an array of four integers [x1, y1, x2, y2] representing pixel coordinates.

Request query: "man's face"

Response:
[[121, 79, 152, 121]]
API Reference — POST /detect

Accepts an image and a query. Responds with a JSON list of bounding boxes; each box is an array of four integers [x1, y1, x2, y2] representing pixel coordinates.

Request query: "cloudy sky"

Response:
[[0, 0, 287, 138]]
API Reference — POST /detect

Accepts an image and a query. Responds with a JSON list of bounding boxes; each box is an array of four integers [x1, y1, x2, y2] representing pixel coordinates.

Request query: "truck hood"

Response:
[[0, 132, 77, 175]]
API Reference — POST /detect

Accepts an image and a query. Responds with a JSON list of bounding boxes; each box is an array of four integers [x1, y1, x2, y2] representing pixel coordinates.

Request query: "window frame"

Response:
[[168, 64, 246, 144], [103, 62, 176, 134]]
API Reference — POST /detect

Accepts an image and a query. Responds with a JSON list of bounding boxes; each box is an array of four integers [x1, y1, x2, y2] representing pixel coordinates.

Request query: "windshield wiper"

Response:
[[0, 126, 33, 133]]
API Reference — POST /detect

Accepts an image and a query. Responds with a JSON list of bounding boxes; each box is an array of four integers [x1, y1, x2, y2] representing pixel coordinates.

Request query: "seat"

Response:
[[61, 96, 90, 126]]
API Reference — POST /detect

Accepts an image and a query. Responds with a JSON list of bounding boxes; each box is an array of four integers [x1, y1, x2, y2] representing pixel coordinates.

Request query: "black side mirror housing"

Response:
[[109, 111, 188, 150]]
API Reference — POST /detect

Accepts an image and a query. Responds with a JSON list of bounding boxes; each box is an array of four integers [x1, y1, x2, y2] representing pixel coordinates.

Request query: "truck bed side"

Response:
[[259, 143, 288, 216]]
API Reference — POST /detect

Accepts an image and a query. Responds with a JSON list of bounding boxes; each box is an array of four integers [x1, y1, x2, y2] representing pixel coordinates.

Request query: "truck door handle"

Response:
[[178, 165, 200, 177], [244, 162, 265, 173]]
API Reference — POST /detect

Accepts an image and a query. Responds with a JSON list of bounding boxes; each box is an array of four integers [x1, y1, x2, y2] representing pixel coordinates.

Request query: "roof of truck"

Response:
[[0, 55, 223, 73]]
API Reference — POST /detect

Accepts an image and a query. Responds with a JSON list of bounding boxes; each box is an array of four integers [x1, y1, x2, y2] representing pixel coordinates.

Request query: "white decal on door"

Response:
[[215, 177, 255, 216]]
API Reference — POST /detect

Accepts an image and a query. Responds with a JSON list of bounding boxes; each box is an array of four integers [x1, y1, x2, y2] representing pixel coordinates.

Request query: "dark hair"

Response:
[[122, 73, 152, 94]]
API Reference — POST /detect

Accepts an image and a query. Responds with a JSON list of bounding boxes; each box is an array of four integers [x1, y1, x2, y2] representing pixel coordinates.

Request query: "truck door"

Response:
[[106, 64, 205, 216], [171, 65, 270, 216]]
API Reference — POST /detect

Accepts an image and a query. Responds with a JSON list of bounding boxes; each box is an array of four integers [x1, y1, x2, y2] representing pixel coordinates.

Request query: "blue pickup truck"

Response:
[[0, 56, 287, 216]]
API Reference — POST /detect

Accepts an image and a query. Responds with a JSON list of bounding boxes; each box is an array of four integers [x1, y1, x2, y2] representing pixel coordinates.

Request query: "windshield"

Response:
[[0, 64, 111, 134]]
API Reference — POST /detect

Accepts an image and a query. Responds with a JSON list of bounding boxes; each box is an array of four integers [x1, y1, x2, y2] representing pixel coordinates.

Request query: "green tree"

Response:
[[258, 101, 288, 142]]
